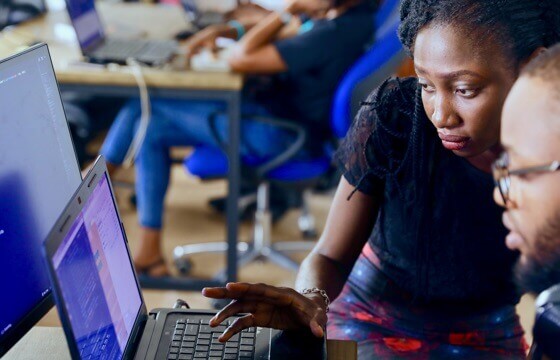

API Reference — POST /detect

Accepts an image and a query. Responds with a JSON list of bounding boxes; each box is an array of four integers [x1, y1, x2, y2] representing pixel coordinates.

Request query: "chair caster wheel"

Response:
[[211, 298, 231, 310], [175, 257, 193, 275]]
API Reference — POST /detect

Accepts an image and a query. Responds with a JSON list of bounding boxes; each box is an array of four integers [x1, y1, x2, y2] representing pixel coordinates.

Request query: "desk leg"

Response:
[[226, 91, 241, 283]]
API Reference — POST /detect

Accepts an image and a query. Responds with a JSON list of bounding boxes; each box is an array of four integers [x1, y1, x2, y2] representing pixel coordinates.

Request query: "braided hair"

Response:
[[398, 0, 560, 67]]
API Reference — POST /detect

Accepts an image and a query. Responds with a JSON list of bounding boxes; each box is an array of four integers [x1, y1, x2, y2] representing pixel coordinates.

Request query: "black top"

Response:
[[335, 77, 520, 309], [247, 4, 374, 138]]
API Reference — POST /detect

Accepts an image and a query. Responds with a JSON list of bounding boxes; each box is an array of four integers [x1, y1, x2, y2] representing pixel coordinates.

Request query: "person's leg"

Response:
[[133, 99, 229, 275], [99, 99, 143, 178]]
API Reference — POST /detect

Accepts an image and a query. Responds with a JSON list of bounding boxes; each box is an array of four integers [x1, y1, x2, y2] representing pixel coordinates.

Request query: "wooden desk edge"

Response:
[[4, 327, 357, 360]]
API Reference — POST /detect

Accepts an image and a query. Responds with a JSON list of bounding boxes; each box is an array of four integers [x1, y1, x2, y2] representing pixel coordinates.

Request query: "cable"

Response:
[[122, 57, 151, 168], [173, 299, 191, 309]]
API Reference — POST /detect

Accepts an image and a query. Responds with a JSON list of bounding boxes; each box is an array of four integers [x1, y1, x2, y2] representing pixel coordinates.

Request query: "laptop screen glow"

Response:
[[52, 174, 141, 359], [65, 0, 104, 50]]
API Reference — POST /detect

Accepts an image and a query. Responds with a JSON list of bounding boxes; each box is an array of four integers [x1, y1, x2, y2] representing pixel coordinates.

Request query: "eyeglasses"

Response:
[[492, 152, 560, 205]]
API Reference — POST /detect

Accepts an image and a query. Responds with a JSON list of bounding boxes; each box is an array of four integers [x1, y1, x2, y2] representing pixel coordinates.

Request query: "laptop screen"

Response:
[[51, 173, 141, 359], [65, 0, 104, 50]]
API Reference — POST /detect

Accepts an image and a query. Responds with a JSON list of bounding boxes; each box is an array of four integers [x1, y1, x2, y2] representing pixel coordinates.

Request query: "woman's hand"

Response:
[[202, 282, 328, 342], [183, 25, 230, 57]]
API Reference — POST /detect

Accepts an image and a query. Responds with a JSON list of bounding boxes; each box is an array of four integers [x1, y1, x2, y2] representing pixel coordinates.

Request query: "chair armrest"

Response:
[[206, 111, 307, 177]]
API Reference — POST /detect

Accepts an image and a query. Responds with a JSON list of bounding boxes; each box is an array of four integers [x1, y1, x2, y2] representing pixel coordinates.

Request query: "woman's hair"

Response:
[[398, 0, 560, 66]]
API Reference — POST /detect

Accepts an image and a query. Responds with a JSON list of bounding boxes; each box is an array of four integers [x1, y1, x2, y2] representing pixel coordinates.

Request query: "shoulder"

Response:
[[359, 77, 420, 133]]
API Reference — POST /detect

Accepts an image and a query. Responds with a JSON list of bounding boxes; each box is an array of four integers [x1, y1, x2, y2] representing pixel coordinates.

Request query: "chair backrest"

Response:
[[331, 0, 405, 139]]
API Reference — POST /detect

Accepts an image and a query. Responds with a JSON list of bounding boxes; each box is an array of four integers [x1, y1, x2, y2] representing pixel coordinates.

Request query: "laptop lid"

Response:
[[43, 156, 147, 360], [0, 43, 82, 357], [64, 0, 105, 53]]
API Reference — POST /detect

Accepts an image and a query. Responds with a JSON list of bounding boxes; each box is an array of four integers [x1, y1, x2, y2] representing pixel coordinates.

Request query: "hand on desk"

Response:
[[183, 25, 228, 56], [202, 282, 328, 342]]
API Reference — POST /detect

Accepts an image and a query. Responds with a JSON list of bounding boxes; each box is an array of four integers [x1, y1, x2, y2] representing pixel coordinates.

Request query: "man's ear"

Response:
[[520, 47, 548, 71]]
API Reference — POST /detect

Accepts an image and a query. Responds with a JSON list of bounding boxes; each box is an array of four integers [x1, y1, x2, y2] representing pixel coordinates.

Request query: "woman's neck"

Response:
[[466, 144, 503, 173]]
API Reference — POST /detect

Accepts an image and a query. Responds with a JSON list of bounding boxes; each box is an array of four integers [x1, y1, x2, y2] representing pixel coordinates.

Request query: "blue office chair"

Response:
[[173, 0, 405, 274]]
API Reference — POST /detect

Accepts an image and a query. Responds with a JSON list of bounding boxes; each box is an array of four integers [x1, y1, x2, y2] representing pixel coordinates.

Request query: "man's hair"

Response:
[[522, 43, 560, 84], [398, 0, 560, 66]]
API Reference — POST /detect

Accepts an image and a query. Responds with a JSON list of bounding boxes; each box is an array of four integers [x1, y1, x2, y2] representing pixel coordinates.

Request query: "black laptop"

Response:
[[64, 0, 177, 65], [42, 156, 326, 360], [181, 0, 224, 30]]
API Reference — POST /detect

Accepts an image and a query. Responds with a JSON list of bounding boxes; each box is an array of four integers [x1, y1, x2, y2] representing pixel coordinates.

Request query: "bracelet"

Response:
[[227, 20, 245, 40], [301, 287, 330, 313]]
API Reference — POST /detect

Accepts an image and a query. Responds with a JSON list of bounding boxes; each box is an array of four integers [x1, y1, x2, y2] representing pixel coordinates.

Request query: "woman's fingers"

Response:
[[218, 314, 256, 342], [309, 319, 325, 338], [209, 299, 256, 326], [204, 283, 298, 307]]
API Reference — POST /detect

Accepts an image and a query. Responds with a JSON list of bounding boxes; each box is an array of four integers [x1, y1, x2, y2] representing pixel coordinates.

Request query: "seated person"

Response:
[[495, 44, 560, 360], [201, 0, 560, 358], [100, 0, 377, 277]]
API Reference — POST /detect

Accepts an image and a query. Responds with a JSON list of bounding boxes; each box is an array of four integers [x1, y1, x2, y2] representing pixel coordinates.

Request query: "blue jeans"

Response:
[[100, 98, 300, 229]]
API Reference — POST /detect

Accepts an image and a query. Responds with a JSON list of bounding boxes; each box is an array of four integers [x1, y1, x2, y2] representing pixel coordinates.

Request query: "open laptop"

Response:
[[181, 0, 224, 30], [64, 0, 177, 65], [42, 156, 326, 359]]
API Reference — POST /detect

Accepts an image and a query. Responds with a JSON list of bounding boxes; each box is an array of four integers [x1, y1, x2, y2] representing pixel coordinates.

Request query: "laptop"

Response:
[[64, 0, 177, 65], [42, 156, 326, 360], [181, 0, 224, 30]]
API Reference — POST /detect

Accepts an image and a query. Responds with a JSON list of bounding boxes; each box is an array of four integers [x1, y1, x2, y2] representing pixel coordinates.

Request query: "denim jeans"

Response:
[[100, 98, 300, 229]]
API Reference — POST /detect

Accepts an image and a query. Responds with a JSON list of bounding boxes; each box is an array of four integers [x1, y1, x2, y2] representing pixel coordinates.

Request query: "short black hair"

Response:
[[398, 0, 560, 67], [522, 43, 560, 83]]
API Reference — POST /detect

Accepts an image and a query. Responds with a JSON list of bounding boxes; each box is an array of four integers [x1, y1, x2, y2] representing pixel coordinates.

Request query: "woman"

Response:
[[100, 0, 376, 277], [202, 0, 560, 358]]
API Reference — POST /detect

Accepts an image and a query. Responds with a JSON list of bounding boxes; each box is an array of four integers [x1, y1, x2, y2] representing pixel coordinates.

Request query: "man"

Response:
[[494, 44, 560, 360]]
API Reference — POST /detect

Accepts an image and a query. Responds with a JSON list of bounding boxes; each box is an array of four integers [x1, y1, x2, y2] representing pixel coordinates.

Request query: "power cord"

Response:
[[173, 299, 191, 309], [121, 57, 152, 168]]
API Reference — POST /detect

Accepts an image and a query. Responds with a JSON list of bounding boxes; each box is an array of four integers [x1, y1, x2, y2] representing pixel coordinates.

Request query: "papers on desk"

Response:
[[189, 37, 233, 72], [190, 48, 231, 72]]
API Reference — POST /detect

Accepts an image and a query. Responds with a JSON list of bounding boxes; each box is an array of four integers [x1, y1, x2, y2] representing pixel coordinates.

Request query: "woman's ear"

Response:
[[520, 47, 548, 71]]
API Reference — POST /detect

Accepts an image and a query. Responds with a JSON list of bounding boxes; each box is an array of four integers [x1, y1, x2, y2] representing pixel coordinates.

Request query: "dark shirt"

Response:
[[248, 4, 374, 138], [335, 77, 520, 309]]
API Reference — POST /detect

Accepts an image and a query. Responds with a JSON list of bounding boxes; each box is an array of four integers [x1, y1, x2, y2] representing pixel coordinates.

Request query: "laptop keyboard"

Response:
[[167, 318, 256, 360], [93, 39, 177, 64]]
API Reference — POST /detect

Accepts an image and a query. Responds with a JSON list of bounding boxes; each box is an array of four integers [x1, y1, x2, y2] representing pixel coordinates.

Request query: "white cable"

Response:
[[122, 58, 151, 168]]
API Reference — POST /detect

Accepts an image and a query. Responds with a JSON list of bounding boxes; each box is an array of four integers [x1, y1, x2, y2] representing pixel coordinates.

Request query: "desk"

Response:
[[0, 3, 243, 289], [3, 327, 357, 360]]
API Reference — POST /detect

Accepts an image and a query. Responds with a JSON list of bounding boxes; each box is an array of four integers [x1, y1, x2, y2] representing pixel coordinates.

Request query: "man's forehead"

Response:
[[502, 78, 560, 160]]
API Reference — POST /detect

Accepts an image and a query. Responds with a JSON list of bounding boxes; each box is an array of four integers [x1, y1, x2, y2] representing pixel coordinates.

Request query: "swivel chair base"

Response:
[[173, 182, 318, 278]]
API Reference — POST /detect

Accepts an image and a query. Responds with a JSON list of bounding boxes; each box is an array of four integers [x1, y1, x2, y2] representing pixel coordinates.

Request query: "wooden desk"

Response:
[[3, 327, 357, 360], [0, 3, 243, 289]]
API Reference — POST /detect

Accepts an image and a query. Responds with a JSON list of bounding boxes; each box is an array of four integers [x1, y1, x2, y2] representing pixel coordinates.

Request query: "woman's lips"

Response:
[[438, 133, 470, 151]]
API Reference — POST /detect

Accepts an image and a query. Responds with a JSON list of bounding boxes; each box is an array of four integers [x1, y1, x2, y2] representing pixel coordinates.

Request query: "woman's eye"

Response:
[[420, 83, 435, 93], [456, 88, 478, 98]]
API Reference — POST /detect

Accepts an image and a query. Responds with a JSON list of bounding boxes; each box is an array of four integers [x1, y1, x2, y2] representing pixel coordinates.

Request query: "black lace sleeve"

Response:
[[334, 77, 419, 198]]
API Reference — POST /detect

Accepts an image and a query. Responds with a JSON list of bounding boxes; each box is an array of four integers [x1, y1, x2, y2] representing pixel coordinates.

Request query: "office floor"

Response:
[[37, 155, 536, 345]]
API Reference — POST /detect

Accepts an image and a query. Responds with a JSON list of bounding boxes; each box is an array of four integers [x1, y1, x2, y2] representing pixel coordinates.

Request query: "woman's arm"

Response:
[[295, 176, 380, 304], [226, 10, 292, 73], [203, 177, 380, 339]]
